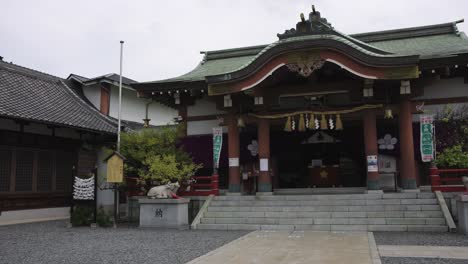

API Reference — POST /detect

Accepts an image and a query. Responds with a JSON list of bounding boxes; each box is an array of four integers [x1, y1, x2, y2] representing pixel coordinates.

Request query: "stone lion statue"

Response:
[[147, 182, 180, 199]]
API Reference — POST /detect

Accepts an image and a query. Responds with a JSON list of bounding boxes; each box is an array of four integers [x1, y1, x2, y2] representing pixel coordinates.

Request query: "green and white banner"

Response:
[[420, 115, 435, 162], [213, 127, 223, 168]]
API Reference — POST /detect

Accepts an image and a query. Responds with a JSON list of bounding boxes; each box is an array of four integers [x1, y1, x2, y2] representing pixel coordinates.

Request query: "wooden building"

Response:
[[134, 7, 468, 194], [0, 59, 117, 212]]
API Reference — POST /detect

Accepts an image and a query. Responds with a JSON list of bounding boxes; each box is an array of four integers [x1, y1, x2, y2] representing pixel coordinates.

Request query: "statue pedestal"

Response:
[[456, 194, 468, 235], [138, 198, 190, 229]]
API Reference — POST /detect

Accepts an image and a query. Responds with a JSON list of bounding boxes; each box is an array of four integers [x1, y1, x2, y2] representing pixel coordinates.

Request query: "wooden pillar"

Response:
[[227, 114, 240, 193], [363, 110, 379, 190], [257, 118, 271, 192], [399, 99, 418, 189]]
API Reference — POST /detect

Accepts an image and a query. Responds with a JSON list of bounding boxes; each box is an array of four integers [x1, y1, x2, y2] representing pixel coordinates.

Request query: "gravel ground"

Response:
[[374, 232, 468, 247], [0, 221, 249, 264], [382, 257, 468, 264]]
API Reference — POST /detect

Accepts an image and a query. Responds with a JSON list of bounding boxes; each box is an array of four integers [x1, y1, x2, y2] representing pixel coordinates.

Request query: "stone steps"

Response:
[[197, 223, 448, 232], [210, 199, 437, 207], [195, 193, 448, 232], [201, 217, 446, 225], [207, 205, 441, 212], [203, 211, 444, 218], [213, 193, 435, 200]]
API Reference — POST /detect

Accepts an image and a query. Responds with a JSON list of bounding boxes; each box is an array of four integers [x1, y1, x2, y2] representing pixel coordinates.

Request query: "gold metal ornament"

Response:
[[384, 108, 393, 119]]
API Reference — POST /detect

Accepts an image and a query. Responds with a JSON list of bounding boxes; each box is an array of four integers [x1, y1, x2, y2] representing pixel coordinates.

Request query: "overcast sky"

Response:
[[2, 0, 467, 82]]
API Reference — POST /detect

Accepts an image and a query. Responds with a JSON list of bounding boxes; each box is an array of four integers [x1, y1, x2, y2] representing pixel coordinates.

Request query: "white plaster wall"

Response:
[[0, 118, 19, 131], [414, 77, 467, 100], [188, 97, 226, 117], [96, 148, 115, 214], [82, 84, 101, 110], [23, 123, 52, 136], [108, 86, 177, 126], [147, 101, 178, 126], [187, 120, 227, 136]]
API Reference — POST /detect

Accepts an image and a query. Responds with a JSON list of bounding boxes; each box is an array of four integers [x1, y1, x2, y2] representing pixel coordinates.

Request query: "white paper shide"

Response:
[[73, 176, 95, 200]]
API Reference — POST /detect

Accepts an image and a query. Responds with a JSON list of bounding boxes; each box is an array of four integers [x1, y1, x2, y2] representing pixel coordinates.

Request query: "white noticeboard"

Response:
[[260, 158, 269, 172], [367, 155, 378, 172], [229, 158, 239, 167]]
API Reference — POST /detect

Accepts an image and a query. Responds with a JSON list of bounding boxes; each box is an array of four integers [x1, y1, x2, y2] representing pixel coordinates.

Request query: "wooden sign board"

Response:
[[106, 152, 125, 183]]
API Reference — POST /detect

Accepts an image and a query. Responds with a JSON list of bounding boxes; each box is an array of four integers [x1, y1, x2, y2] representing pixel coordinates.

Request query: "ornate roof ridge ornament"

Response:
[[286, 59, 325, 77], [277, 5, 334, 40], [285, 52, 325, 77]]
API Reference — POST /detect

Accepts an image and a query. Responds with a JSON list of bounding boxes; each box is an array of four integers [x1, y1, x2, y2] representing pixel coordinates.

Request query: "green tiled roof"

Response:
[[157, 55, 256, 83], [369, 33, 468, 59], [135, 21, 468, 88]]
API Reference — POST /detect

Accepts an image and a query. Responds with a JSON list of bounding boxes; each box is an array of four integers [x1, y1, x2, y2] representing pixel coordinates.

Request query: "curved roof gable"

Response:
[[132, 7, 468, 94]]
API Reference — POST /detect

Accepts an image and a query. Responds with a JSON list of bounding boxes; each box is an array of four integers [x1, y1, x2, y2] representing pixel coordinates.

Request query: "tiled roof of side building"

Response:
[[84, 73, 137, 85], [68, 73, 137, 86], [133, 20, 468, 89], [0, 60, 118, 134]]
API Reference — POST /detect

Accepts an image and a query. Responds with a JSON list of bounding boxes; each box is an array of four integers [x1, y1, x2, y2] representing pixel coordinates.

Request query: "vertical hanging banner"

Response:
[[213, 127, 223, 169], [420, 115, 435, 162]]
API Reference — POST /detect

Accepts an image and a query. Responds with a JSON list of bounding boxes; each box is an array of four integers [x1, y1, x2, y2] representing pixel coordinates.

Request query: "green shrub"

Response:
[[70, 205, 94, 226], [96, 206, 113, 227], [436, 145, 468, 168]]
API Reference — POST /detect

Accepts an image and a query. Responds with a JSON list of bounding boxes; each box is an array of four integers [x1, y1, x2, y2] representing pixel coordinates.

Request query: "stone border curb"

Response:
[[0, 216, 69, 226], [191, 194, 214, 230], [435, 191, 457, 232], [378, 245, 468, 259], [368, 232, 382, 264]]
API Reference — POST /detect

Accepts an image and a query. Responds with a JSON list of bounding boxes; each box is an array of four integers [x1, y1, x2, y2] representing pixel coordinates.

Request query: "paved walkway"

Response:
[[379, 245, 468, 260], [187, 231, 381, 264]]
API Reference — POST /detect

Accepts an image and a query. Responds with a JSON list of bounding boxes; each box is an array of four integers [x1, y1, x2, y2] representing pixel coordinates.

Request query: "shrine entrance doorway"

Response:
[[270, 120, 366, 189]]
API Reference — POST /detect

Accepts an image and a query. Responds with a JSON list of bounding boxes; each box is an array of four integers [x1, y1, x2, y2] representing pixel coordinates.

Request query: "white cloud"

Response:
[[1, 0, 467, 82]]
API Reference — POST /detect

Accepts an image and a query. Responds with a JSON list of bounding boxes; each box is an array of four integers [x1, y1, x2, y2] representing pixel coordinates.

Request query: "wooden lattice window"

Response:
[[0, 149, 12, 192], [37, 151, 53, 191], [15, 150, 34, 191], [55, 151, 74, 191]]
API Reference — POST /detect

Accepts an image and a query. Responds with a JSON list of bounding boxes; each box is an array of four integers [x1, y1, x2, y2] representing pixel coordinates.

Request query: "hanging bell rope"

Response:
[[249, 104, 383, 119], [310, 114, 316, 130], [320, 114, 328, 130], [284, 116, 292, 132], [298, 114, 306, 132], [335, 114, 343, 130]]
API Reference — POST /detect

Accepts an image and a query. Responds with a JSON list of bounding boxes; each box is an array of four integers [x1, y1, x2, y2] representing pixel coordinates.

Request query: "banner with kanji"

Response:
[[213, 127, 223, 168], [420, 115, 435, 162]]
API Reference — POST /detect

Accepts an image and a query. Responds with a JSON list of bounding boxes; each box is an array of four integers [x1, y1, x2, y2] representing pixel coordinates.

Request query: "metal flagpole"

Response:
[[117, 40, 124, 152], [114, 40, 124, 226]]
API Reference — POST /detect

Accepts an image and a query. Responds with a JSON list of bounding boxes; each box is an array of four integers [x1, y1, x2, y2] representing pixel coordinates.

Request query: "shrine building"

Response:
[[132, 7, 468, 195]]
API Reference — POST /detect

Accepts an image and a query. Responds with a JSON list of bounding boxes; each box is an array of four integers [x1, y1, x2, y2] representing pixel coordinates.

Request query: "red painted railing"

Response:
[[430, 166, 468, 192], [178, 175, 219, 196]]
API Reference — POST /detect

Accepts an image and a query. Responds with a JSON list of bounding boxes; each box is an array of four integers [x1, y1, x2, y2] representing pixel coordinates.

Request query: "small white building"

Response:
[[67, 73, 178, 129]]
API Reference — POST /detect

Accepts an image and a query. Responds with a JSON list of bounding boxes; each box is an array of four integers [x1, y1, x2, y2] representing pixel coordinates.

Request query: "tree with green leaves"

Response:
[[120, 126, 202, 186], [435, 105, 468, 168]]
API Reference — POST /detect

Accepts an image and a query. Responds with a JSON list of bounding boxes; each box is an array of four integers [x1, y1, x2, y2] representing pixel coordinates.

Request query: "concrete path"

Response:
[[379, 245, 468, 260], [186, 231, 381, 264]]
